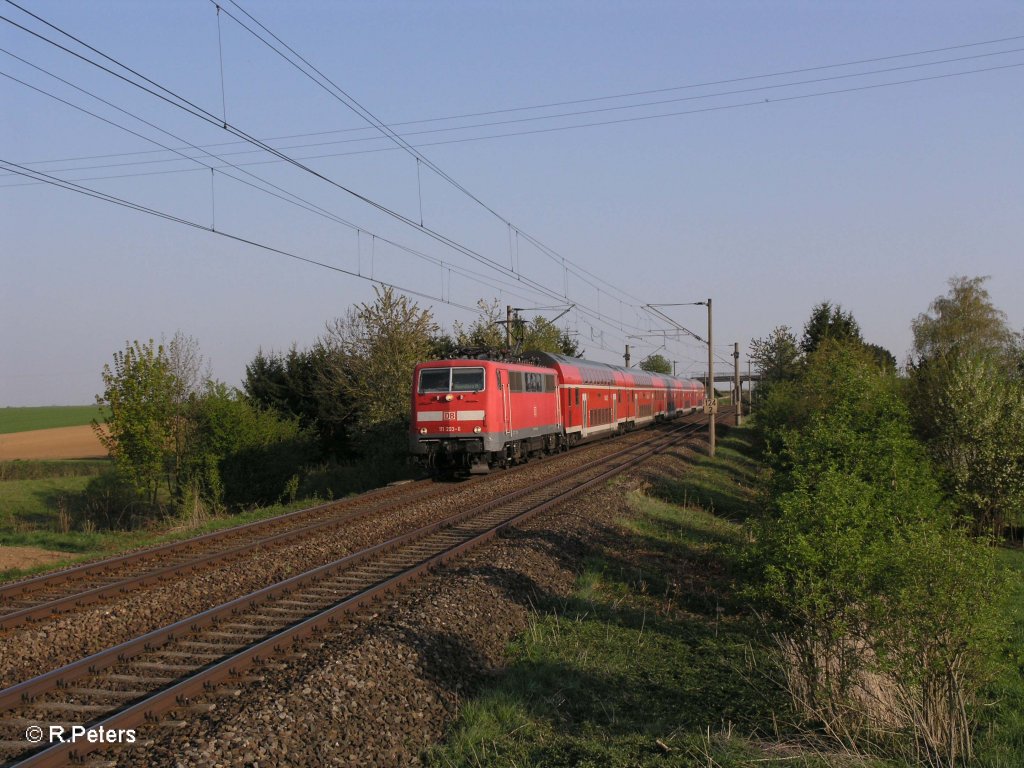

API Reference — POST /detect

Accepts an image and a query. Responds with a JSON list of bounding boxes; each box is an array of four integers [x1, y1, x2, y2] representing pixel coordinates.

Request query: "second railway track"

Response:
[[0, 479, 448, 631], [0, 417, 704, 636]]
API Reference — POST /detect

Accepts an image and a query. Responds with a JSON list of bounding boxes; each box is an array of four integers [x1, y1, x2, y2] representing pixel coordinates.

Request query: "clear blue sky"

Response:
[[2, 1, 1021, 406]]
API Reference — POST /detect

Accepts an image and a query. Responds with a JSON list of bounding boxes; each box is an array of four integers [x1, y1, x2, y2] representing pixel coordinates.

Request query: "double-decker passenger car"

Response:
[[410, 354, 705, 475], [533, 352, 705, 445]]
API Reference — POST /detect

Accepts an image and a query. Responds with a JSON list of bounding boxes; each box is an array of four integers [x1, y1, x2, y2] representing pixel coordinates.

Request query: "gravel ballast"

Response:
[[102, 432, 711, 767]]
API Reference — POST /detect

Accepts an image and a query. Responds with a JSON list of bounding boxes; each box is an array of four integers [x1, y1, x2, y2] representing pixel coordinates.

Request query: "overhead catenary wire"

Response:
[[0, 158, 488, 314], [5, 3, 1017, 366], [7, 46, 1021, 188], [96, 1, 1024, 324], [0, 55, 575, 316], [1, 9, 663, 365], [212, 0, 648, 320], [11, 32, 1024, 171], [0, 3, 647, 345]]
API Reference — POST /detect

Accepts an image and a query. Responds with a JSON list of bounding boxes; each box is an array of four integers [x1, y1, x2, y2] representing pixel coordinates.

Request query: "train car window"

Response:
[[419, 368, 451, 393], [452, 368, 485, 392], [544, 374, 556, 392], [575, 389, 579, 406], [509, 372, 525, 392], [524, 372, 543, 392]]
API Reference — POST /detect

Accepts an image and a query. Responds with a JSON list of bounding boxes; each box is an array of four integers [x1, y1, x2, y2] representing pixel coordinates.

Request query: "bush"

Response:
[[747, 340, 1007, 765], [74, 469, 154, 531], [184, 382, 317, 509]]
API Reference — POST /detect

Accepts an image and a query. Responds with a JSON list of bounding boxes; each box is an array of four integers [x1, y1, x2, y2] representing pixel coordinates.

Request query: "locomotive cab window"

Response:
[[418, 367, 485, 394], [419, 368, 451, 393], [452, 368, 485, 392]]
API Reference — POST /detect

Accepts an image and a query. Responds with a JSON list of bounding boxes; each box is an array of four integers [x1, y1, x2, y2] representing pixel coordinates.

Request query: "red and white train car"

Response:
[[410, 354, 705, 475], [535, 352, 705, 444]]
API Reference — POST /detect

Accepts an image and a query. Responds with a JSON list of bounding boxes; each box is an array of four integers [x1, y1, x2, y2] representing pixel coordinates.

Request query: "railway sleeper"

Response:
[[130, 662, 198, 673], [1, 716, 74, 728], [274, 598, 326, 609], [31, 701, 111, 715], [204, 631, 266, 642], [61, 688, 148, 700], [174, 641, 241, 652], [168, 701, 217, 715], [259, 606, 311, 617], [218, 621, 274, 632], [103, 674, 175, 685]]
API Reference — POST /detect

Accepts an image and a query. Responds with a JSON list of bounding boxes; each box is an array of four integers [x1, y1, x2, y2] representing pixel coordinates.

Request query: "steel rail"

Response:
[[0, 413, 700, 630], [0, 481, 449, 630], [0, 416, 718, 766], [0, 479, 432, 603]]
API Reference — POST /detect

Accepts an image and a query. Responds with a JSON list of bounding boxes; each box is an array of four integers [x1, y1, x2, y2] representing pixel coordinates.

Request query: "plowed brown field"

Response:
[[0, 425, 109, 460]]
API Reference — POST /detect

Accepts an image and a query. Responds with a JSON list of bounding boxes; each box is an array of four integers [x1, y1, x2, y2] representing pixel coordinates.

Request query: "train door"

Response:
[[612, 393, 617, 430], [581, 392, 589, 438], [498, 369, 512, 438]]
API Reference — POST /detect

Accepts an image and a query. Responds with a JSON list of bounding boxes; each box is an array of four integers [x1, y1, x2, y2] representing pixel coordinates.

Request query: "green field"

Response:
[[0, 405, 104, 434]]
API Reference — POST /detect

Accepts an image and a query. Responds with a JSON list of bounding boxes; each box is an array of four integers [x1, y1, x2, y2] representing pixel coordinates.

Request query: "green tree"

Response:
[[452, 299, 505, 353], [911, 275, 1018, 364], [930, 354, 1024, 536], [523, 315, 580, 356], [186, 381, 314, 508], [639, 353, 672, 374], [863, 342, 897, 372], [166, 331, 206, 493], [749, 325, 801, 384], [95, 339, 176, 507], [908, 276, 1024, 533], [801, 301, 862, 355], [319, 286, 438, 430], [453, 299, 579, 357], [244, 344, 347, 455]]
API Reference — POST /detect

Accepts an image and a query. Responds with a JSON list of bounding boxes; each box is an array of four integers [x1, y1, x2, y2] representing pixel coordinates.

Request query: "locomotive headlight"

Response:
[[444, 394, 454, 402], [473, 426, 482, 433], [419, 427, 428, 434]]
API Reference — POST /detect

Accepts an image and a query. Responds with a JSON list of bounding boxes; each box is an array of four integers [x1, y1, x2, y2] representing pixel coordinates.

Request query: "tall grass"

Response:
[[0, 460, 109, 481]]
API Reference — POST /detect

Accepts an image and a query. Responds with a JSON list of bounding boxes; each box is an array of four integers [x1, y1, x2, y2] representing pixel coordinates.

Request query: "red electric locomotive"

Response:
[[410, 353, 706, 475], [410, 358, 561, 474]]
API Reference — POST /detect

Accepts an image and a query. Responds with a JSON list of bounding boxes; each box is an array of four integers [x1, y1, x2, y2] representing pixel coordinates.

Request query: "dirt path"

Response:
[[0, 425, 108, 460], [0, 545, 67, 572]]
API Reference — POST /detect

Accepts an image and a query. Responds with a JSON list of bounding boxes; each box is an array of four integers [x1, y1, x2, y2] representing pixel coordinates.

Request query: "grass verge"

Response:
[[0, 457, 354, 584], [427, 427, 1024, 767], [427, 429, 803, 767], [0, 494, 342, 584]]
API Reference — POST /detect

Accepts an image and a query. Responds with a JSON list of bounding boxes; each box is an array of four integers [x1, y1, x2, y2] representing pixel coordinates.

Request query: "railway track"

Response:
[[0, 415, 706, 636], [0, 416, 715, 766], [0, 479, 448, 631]]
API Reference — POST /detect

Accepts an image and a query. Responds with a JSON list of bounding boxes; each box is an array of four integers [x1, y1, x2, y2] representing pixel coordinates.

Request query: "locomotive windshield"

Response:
[[418, 367, 485, 394], [452, 368, 485, 392]]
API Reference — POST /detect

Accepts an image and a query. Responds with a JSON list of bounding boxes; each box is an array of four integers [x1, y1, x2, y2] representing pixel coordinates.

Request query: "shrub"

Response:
[[747, 340, 1007, 765], [184, 382, 317, 509]]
